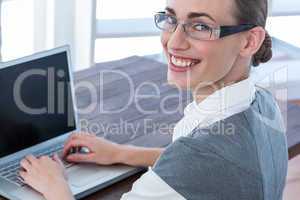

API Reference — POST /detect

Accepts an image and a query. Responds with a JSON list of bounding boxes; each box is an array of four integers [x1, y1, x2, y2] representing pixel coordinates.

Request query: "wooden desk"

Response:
[[283, 154, 300, 200], [84, 173, 142, 200], [291, 100, 300, 106]]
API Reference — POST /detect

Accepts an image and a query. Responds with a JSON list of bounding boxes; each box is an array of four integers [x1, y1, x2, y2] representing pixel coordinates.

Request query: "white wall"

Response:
[[271, 0, 300, 16]]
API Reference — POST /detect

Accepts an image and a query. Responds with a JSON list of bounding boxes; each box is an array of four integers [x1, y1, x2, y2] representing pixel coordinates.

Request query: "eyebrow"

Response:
[[165, 7, 216, 22]]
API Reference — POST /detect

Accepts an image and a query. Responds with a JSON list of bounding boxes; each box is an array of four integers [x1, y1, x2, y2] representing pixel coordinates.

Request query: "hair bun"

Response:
[[252, 32, 273, 67]]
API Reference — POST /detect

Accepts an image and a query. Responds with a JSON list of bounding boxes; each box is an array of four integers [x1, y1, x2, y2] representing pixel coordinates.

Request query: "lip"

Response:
[[169, 61, 190, 72], [168, 54, 201, 73], [169, 53, 201, 62]]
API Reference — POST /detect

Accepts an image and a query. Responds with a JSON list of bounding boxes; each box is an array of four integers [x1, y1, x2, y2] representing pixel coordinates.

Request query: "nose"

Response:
[[167, 24, 190, 51]]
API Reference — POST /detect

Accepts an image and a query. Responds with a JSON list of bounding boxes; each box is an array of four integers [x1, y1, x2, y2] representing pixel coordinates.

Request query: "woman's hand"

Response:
[[63, 133, 123, 165], [19, 154, 74, 200]]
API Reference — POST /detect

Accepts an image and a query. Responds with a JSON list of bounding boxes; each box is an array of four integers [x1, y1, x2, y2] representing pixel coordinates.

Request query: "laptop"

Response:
[[0, 46, 171, 200]]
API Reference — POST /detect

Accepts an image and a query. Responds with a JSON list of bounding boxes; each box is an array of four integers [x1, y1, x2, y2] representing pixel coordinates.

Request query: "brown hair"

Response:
[[234, 0, 272, 66]]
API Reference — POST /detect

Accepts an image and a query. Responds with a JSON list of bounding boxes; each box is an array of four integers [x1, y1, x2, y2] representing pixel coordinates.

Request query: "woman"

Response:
[[19, 0, 288, 199]]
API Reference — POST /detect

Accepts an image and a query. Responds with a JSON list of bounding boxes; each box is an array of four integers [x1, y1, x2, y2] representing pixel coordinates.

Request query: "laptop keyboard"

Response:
[[0, 143, 72, 187]]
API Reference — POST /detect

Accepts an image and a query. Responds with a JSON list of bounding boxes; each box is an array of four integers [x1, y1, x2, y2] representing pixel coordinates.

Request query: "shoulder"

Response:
[[153, 136, 263, 200], [187, 112, 260, 170], [247, 87, 283, 123]]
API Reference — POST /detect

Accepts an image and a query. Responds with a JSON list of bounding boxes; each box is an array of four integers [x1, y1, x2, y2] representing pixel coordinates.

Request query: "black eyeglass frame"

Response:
[[154, 11, 257, 40]]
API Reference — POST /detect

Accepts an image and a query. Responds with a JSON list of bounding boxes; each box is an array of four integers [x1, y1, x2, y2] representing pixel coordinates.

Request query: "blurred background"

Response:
[[0, 0, 299, 70]]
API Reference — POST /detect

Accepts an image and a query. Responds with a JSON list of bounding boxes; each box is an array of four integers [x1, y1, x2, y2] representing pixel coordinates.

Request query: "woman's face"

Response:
[[162, 0, 245, 91]]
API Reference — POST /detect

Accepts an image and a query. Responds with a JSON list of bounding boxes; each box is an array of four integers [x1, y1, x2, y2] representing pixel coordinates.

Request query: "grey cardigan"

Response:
[[153, 88, 288, 200]]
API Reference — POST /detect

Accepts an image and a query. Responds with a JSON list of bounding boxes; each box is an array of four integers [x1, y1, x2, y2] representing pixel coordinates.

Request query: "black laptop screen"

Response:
[[0, 51, 76, 158]]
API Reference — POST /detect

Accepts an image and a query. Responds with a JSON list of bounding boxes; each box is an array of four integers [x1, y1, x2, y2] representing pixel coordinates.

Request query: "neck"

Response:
[[192, 64, 250, 104], [192, 74, 249, 104]]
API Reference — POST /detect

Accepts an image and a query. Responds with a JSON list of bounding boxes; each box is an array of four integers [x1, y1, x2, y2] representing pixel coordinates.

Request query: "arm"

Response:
[[63, 133, 164, 168], [117, 145, 164, 167]]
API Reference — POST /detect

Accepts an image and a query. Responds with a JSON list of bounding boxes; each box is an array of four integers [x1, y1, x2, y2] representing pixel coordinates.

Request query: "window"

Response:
[[94, 0, 164, 62], [1, 0, 35, 61], [1, 0, 300, 70], [94, 36, 161, 63], [97, 0, 164, 19], [267, 15, 300, 48], [1, 0, 95, 71]]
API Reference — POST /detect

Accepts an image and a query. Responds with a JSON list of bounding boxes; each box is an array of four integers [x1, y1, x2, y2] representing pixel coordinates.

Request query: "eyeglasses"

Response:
[[154, 12, 256, 41]]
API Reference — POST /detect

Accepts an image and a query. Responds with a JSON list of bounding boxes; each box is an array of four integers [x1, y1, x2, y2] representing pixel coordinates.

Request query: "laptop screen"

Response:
[[0, 51, 76, 158]]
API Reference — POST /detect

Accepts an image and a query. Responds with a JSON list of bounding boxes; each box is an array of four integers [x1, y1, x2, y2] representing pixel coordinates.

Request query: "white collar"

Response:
[[172, 77, 256, 142]]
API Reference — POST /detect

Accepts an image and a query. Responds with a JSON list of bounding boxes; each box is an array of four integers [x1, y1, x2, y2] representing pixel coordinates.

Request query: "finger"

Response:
[[53, 154, 64, 166], [63, 133, 89, 155], [64, 132, 96, 152], [19, 170, 33, 185], [18, 169, 26, 182], [67, 132, 93, 142], [25, 155, 38, 166], [20, 159, 32, 172], [63, 138, 75, 157], [52, 154, 68, 180], [63, 138, 92, 157], [38, 155, 52, 165], [63, 133, 79, 148], [19, 170, 28, 182], [66, 153, 94, 163], [40, 155, 52, 160]]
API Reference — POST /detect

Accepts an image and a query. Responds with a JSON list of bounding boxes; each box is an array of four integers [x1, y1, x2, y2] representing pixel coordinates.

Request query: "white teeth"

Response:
[[170, 55, 198, 68]]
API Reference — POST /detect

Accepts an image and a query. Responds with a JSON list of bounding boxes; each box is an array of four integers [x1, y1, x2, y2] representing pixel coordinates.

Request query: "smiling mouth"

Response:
[[169, 54, 201, 71], [169, 54, 201, 72]]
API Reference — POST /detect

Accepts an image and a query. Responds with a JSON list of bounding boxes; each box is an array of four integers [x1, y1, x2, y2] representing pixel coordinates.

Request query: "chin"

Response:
[[167, 70, 191, 90]]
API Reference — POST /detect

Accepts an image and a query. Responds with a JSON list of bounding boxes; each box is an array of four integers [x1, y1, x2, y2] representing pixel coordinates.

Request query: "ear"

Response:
[[239, 26, 266, 57]]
